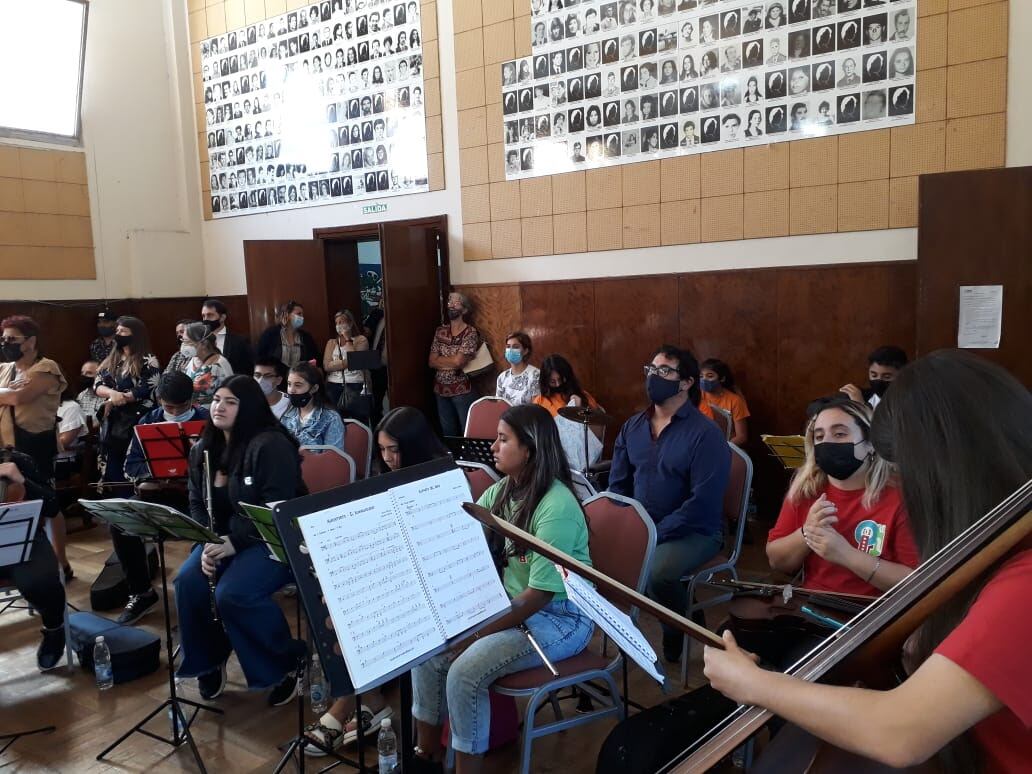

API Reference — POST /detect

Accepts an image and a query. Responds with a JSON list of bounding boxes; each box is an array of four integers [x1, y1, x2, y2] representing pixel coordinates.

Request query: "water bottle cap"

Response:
[[95, 635, 105, 643], [380, 719, 391, 729]]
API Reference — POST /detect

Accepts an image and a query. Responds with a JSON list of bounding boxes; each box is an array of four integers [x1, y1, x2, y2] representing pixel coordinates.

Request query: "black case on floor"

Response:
[[68, 611, 161, 684], [89, 547, 159, 611]]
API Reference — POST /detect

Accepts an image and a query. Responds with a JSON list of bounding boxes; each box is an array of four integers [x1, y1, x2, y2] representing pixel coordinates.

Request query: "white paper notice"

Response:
[[957, 285, 1003, 349]]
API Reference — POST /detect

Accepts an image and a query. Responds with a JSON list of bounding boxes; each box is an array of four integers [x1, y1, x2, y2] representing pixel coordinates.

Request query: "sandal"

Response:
[[340, 704, 394, 746], [303, 713, 344, 757]]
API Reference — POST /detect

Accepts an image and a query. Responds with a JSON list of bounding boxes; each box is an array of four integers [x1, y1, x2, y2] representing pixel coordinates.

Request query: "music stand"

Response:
[[239, 503, 364, 773], [80, 499, 224, 773], [444, 436, 496, 470], [0, 500, 55, 757], [761, 434, 806, 470], [342, 350, 381, 372], [134, 421, 206, 480]]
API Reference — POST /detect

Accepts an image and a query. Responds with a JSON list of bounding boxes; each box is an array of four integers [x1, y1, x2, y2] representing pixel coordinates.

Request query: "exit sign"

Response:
[[362, 203, 387, 215]]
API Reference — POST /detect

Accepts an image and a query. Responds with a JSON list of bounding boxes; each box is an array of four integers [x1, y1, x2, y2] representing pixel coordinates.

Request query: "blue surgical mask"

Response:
[[163, 408, 195, 423], [504, 348, 522, 365], [700, 378, 720, 393], [291, 315, 305, 329]]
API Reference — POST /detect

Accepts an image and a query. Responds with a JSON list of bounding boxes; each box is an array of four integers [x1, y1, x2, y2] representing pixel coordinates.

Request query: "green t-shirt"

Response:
[[478, 479, 592, 601]]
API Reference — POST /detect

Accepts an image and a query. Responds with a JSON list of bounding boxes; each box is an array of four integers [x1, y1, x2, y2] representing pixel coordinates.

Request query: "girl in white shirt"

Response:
[[495, 331, 541, 406]]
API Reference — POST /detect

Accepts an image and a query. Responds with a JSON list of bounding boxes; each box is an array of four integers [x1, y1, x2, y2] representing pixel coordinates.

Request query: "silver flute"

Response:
[[204, 450, 220, 623]]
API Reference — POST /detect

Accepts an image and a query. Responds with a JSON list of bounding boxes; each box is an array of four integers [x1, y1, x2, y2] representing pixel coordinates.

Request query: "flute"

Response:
[[204, 450, 220, 623]]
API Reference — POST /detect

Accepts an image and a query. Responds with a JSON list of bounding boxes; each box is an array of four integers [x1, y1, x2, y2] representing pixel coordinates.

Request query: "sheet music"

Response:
[[0, 500, 43, 567], [299, 490, 444, 691], [393, 468, 511, 639], [560, 567, 665, 686], [81, 498, 217, 542]]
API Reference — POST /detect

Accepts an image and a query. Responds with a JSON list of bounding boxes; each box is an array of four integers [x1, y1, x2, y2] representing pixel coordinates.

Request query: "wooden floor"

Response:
[[0, 517, 772, 773]]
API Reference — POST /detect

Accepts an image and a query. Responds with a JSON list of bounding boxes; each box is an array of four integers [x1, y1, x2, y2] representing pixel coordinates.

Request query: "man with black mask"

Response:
[[200, 298, 254, 377], [90, 310, 118, 363], [608, 344, 730, 663], [840, 344, 908, 410]]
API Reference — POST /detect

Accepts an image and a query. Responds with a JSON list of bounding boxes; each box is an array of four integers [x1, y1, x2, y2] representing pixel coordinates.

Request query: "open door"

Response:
[[379, 219, 448, 415], [243, 239, 329, 346]]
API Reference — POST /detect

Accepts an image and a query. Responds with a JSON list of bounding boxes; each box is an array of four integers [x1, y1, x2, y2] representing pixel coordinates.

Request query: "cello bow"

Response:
[[462, 502, 726, 649], [662, 478, 1032, 773]]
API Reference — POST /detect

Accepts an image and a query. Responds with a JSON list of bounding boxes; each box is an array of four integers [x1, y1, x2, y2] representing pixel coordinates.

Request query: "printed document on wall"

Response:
[[957, 285, 1002, 349]]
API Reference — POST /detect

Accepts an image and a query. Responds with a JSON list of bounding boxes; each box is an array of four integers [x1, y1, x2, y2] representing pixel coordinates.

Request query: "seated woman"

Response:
[[705, 351, 1032, 773], [495, 331, 540, 406], [305, 406, 449, 756], [411, 404, 595, 773], [531, 354, 600, 416], [174, 375, 305, 705], [280, 362, 345, 450], [696, 358, 750, 446], [182, 321, 234, 407]]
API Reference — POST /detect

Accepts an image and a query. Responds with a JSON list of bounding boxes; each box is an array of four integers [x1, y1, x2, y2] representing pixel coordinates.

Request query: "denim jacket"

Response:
[[280, 403, 346, 450]]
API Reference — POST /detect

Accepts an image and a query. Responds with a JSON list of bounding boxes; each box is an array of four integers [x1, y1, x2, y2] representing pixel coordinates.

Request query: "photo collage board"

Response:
[[502, 0, 917, 179], [201, 0, 428, 218]]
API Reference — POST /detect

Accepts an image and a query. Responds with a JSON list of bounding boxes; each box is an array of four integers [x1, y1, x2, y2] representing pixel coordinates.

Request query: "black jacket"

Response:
[[187, 428, 305, 551], [256, 325, 319, 367], [1, 448, 59, 519], [220, 331, 255, 377]]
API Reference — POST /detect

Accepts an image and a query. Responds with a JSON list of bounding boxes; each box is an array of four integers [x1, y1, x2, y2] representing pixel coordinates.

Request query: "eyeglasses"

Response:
[[0, 336, 26, 345], [643, 364, 679, 378]]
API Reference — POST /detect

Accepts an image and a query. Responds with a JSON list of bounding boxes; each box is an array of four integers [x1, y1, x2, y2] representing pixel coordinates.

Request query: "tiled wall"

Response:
[[0, 145, 94, 280], [455, 0, 1009, 260], [186, 0, 445, 221]]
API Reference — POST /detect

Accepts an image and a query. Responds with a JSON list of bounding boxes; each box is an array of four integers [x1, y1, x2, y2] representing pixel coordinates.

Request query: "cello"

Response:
[[0, 446, 27, 503]]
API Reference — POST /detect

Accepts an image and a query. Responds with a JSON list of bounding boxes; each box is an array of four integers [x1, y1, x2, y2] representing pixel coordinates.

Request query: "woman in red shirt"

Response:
[[705, 351, 1032, 772]]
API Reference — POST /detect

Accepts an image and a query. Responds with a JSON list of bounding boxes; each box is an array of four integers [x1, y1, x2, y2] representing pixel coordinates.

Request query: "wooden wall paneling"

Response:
[[322, 240, 364, 344], [460, 283, 522, 396], [592, 276, 679, 423], [775, 263, 917, 434], [916, 167, 1032, 387], [519, 281, 597, 394]]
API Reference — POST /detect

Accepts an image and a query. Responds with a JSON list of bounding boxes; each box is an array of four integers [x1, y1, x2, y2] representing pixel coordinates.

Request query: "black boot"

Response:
[[38, 625, 66, 671]]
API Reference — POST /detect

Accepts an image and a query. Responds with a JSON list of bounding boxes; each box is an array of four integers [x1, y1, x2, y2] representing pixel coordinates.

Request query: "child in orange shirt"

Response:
[[698, 358, 749, 445]]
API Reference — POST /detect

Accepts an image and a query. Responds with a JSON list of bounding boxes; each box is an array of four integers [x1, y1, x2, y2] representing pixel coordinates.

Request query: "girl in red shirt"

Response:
[[705, 351, 1032, 773]]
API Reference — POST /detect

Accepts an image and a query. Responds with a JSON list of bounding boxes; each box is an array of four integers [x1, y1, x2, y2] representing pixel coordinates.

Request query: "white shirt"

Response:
[[270, 392, 291, 419], [58, 400, 87, 438], [214, 325, 227, 355], [496, 365, 541, 406], [868, 392, 881, 410]]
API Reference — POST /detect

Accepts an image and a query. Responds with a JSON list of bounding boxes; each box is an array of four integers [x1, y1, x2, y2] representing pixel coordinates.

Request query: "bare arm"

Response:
[[765, 528, 809, 576], [324, 340, 345, 373], [730, 418, 748, 446], [705, 632, 1002, 769], [0, 373, 55, 406]]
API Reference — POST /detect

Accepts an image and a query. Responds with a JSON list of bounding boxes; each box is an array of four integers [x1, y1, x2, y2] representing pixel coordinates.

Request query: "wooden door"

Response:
[[379, 219, 448, 414], [243, 239, 329, 348], [323, 239, 364, 340]]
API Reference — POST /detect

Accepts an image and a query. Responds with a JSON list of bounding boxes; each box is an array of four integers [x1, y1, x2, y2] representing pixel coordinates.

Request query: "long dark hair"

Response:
[[289, 362, 332, 409], [538, 354, 586, 403], [701, 357, 737, 392], [99, 316, 151, 379], [489, 404, 575, 551], [870, 350, 1032, 771], [200, 374, 297, 473], [374, 406, 448, 474]]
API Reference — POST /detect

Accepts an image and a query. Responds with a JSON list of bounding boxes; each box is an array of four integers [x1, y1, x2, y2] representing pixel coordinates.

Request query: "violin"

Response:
[[660, 478, 1032, 773], [0, 447, 27, 503]]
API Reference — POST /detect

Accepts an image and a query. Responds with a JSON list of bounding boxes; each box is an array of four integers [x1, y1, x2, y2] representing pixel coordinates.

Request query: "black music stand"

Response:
[[238, 503, 363, 773], [444, 436, 496, 470], [80, 499, 224, 773]]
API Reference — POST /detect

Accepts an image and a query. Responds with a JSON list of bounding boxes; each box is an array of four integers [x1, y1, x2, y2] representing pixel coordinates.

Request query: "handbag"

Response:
[[100, 403, 148, 448], [462, 341, 494, 376]]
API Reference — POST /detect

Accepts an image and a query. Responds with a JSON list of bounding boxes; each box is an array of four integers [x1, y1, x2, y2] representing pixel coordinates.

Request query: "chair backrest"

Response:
[[342, 418, 373, 479], [581, 492, 657, 618], [299, 446, 356, 493], [464, 396, 511, 439], [722, 442, 754, 566], [458, 461, 501, 501], [709, 405, 733, 440], [569, 469, 598, 502]]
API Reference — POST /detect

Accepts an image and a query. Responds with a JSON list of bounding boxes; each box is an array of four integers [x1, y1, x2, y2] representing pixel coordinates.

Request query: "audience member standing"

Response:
[[323, 309, 371, 421], [257, 301, 319, 368], [428, 292, 480, 437], [201, 298, 254, 376], [90, 310, 118, 364]]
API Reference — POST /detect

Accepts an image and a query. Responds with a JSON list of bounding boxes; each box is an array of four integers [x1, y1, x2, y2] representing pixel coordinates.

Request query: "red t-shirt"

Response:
[[935, 547, 1032, 773], [767, 484, 920, 596]]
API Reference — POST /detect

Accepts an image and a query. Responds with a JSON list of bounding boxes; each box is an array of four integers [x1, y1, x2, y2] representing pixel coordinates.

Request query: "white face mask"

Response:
[[255, 375, 276, 395], [180, 343, 197, 358], [336, 324, 350, 335]]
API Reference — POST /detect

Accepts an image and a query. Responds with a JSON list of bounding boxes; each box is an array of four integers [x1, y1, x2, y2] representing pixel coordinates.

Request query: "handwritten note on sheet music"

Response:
[[299, 467, 510, 691]]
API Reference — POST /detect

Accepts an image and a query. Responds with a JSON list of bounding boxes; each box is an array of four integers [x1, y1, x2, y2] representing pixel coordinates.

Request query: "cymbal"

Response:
[[558, 405, 615, 426]]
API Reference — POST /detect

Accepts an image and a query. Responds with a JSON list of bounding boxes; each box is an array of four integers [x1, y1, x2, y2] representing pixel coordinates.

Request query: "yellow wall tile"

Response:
[[916, 68, 947, 123], [918, 0, 948, 14], [424, 40, 441, 78], [486, 101, 503, 142], [202, 195, 213, 221], [423, 3, 439, 40], [520, 176, 553, 217], [488, 142, 507, 182], [837, 129, 890, 183], [585, 167, 622, 210], [460, 145, 489, 186], [522, 215, 554, 256], [454, 29, 485, 72], [743, 191, 789, 239], [660, 155, 701, 201], [22, 181, 59, 214], [838, 180, 890, 232], [552, 171, 586, 214], [947, 2, 1008, 65], [918, 13, 948, 70], [462, 184, 492, 223], [790, 185, 837, 235], [700, 194, 744, 242], [553, 212, 587, 254], [890, 121, 946, 177], [586, 207, 623, 251], [455, 68, 486, 110], [490, 180, 521, 221], [948, 0, 995, 8], [457, 107, 488, 149], [188, 0, 207, 12], [56, 215, 93, 248], [742, 144, 789, 193], [424, 78, 442, 117], [0, 212, 25, 244], [265, 0, 286, 13], [947, 58, 1007, 118], [18, 149, 58, 181], [429, 153, 446, 191], [889, 176, 919, 228], [206, 4, 227, 36], [189, 9, 208, 42], [622, 161, 661, 207], [484, 62, 503, 105], [57, 183, 90, 216], [700, 149, 744, 197], [945, 113, 1006, 170], [224, 0, 245, 30], [622, 204, 661, 248], [514, 15, 531, 58], [0, 146, 21, 178], [426, 117, 444, 154], [660, 200, 700, 245], [491, 218, 522, 258], [512, 0, 531, 15], [452, 0, 483, 34], [484, 0, 514, 24], [0, 246, 94, 280], [463, 221, 494, 260], [483, 20, 516, 65], [0, 178, 24, 212], [790, 137, 838, 188], [243, 0, 266, 24]]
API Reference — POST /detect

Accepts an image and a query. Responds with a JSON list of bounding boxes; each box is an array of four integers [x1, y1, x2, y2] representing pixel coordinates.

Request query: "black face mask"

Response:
[[646, 374, 681, 405], [79, 375, 96, 392], [869, 379, 891, 397], [0, 342, 22, 362], [289, 392, 313, 408], [446, 308, 463, 320], [814, 441, 866, 481], [202, 319, 220, 332], [113, 334, 133, 349], [97, 326, 116, 338]]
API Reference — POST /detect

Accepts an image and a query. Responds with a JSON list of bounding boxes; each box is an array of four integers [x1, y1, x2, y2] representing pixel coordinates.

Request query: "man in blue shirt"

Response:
[[608, 345, 730, 662]]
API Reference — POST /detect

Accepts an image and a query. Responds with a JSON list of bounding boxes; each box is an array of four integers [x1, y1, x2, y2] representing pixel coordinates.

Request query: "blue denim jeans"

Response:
[[648, 531, 724, 643], [412, 599, 594, 755], [436, 391, 478, 437], [174, 543, 294, 689]]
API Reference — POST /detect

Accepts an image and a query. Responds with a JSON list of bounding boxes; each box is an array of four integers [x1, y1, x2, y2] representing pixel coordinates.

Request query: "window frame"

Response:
[[0, 0, 89, 147]]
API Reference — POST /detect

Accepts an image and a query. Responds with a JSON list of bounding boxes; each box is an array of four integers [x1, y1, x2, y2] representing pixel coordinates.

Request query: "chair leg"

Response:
[[548, 690, 564, 722]]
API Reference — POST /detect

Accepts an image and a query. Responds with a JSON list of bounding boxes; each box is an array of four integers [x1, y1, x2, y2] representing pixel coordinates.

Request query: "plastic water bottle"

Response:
[[309, 654, 328, 714], [94, 636, 113, 690], [377, 718, 397, 773]]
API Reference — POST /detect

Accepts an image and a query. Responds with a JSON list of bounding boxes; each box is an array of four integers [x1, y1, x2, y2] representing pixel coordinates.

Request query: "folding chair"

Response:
[[299, 446, 357, 493], [569, 469, 598, 502], [457, 461, 500, 502], [463, 397, 511, 439], [342, 418, 373, 479]]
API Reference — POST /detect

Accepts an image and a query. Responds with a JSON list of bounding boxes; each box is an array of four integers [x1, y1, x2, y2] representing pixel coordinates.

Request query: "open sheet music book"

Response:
[[0, 500, 43, 567], [295, 464, 511, 693], [558, 566, 667, 686]]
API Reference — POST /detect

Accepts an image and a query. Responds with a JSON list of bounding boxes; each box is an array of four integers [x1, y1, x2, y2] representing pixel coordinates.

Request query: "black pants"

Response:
[[0, 531, 65, 630], [111, 489, 188, 596], [369, 366, 388, 426]]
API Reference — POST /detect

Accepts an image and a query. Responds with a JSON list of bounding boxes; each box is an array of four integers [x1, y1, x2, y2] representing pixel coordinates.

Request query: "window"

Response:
[[0, 0, 88, 143]]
